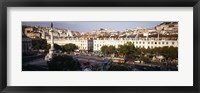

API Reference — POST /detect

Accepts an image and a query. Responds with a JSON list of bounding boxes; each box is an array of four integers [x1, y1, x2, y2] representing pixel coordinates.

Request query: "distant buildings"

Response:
[[23, 22, 178, 52], [24, 26, 41, 38]]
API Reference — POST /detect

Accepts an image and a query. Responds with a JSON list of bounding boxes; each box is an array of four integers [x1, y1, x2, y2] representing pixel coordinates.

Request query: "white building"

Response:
[[93, 38, 178, 51], [47, 37, 178, 52], [47, 38, 93, 52]]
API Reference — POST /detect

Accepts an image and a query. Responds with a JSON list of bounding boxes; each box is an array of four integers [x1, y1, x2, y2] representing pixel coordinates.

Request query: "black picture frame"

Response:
[[0, 0, 200, 93]]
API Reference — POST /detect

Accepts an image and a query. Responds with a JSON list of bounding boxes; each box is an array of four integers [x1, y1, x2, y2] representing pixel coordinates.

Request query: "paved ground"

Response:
[[22, 55, 178, 71], [22, 58, 48, 71]]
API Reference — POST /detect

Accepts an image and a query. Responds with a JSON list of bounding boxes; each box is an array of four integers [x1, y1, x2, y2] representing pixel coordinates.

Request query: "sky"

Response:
[[22, 21, 163, 32]]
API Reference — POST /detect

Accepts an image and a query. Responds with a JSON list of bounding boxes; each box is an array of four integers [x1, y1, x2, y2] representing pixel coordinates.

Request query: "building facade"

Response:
[[47, 37, 178, 52], [47, 38, 93, 52], [93, 38, 178, 51]]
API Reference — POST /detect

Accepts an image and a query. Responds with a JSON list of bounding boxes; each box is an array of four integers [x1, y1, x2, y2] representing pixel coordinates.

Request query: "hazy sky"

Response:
[[22, 21, 163, 32]]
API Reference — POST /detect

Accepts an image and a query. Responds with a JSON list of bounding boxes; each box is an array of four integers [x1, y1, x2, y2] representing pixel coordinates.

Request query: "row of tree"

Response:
[[100, 42, 178, 63], [139, 46, 178, 59], [101, 45, 116, 55], [101, 42, 136, 57], [47, 43, 78, 53], [31, 38, 78, 53]]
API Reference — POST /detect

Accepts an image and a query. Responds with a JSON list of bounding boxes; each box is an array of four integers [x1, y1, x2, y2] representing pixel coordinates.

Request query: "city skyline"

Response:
[[22, 21, 163, 32], [22, 21, 178, 71]]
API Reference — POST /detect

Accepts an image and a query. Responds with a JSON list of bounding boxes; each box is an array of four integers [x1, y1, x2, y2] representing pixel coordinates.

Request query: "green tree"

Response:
[[101, 45, 117, 56], [143, 46, 178, 61], [140, 56, 150, 64], [108, 45, 117, 54], [62, 43, 78, 53], [32, 38, 48, 50], [101, 45, 109, 55], [118, 42, 136, 54], [118, 42, 136, 58], [47, 44, 51, 50], [160, 46, 178, 60], [47, 43, 62, 50]]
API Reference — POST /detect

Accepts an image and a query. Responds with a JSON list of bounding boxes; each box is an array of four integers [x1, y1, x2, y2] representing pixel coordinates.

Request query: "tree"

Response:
[[32, 38, 48, 50], [117, 42, 136, 59], [54, 43, 62, 50], [118, 42, 136, 55], [47, 43, 62, 50], [101, 45, 109, 55], [47, 55, 82, 71], [108, 45, 116, 54], [140, 56, 150, 64], [169, 46, 178, 59], [144, 46, 178, 61], [47, 44, 51, 50], [101, 45, 117, 56], [62, 43, 78, 53], [160, 46, 178, 60]]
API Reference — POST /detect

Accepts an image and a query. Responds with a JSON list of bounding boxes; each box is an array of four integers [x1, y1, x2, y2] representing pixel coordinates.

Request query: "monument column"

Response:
[[45, 22, 55, 61], [49, 22, 54, 54], [50, 28, 54, 51]]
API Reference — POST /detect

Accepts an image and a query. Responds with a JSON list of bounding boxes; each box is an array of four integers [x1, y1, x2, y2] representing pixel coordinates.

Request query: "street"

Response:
[[22, 54, 177, 71]]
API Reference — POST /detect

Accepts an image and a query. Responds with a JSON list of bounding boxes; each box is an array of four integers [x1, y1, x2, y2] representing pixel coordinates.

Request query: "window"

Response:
[[148, 42, 150, 44], [162, 42, 164, 44], [158, 42, 160, 44], [172, 42, 174, 44], [151, 42, 153, 44], [166, 42, 168, 44], [155, 42, 157, 44], [143, 42, 145, 44]]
